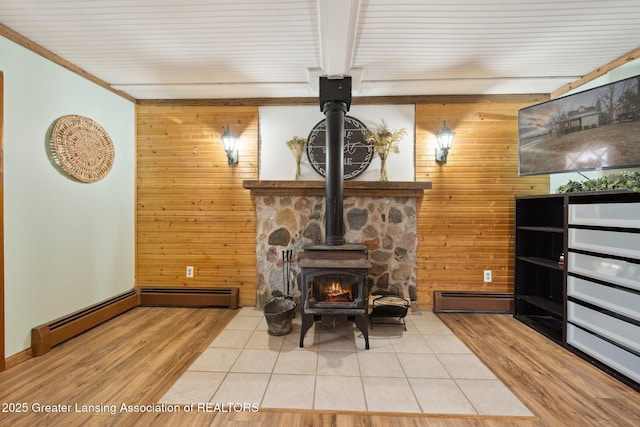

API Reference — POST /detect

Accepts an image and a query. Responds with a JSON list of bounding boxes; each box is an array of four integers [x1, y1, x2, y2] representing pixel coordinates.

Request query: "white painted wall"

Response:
[[549, 59, 640, 193], [1, 36, 135, 355], [259, 105, 415, 181]]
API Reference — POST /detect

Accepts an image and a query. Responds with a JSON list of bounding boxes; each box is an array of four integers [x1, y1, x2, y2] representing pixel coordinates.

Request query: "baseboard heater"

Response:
[[31, 289, 139, 357], [138, 287, 239, 309], [433, 291, 513, 313]]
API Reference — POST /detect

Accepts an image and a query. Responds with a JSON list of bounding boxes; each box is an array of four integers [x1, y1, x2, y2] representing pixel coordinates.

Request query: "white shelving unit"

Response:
[[566, 192, 640, 390]]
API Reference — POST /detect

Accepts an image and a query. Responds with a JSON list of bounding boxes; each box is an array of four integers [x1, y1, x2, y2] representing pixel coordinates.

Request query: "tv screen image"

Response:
[[518, 74, 640, 176]]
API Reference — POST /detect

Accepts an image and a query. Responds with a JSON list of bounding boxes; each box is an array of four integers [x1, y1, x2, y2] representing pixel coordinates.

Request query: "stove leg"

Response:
[[354, 314, 370, 350], [299, 313, 314, 348]]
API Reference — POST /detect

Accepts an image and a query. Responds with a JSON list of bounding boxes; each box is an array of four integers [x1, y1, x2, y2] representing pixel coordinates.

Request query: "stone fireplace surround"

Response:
[[243, 181, 431, 308]]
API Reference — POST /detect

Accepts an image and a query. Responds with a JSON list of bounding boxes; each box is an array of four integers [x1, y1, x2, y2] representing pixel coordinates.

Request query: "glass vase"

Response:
[[379, 157, 388, 181], [295, 161, 301, 180]]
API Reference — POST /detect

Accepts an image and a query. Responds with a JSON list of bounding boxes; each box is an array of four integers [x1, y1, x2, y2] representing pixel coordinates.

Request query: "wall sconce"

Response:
[[435, 120, 455, 163], [221, 125, 238, 165]]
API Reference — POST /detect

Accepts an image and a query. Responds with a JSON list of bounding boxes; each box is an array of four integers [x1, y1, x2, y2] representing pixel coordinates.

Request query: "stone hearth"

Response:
[[244, 181, 430, 308]]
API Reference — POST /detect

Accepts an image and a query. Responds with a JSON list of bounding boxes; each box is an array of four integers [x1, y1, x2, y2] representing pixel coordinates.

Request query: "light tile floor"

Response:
[[161, 307, 534, 416]]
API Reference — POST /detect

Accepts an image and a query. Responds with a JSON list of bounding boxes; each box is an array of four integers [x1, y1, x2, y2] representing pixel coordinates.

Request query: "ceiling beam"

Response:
[[136, 93, 547, 107], [0, 23, 135, 102], [317, 0, 361, 77], [551, 46, 640, 99]]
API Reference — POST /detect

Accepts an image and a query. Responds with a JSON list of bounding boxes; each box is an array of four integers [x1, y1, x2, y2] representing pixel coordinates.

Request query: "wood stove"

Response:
[[299, 244, 372, 348], [298, 76, 373, 349]]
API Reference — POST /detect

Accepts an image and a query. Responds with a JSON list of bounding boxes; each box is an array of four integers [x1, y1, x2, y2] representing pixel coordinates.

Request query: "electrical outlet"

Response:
[[186, 266, 194, 278], [484, 270, 492, 282]]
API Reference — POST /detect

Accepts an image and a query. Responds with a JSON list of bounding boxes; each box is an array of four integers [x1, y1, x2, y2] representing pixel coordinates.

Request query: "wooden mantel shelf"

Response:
[[242, 180, 432, 197]]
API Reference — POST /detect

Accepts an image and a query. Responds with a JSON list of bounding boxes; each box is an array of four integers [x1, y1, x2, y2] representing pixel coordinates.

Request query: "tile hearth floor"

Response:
[[161, 307, 533, 416]]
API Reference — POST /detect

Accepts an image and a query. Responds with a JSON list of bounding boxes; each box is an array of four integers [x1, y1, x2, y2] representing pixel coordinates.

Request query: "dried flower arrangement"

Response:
[[286, 136, 308, 179], [365, 120, 407, 181]]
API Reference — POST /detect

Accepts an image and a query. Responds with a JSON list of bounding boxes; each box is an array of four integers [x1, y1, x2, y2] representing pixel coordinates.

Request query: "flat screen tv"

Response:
[[518, 74, 640, 176]]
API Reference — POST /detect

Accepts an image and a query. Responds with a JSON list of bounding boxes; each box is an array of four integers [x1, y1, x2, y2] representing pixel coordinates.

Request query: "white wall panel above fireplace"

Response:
[[258, 105, 415, 181]]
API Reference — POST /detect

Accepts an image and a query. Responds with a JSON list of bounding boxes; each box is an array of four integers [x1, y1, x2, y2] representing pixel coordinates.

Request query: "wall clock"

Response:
[[306, 115, 374, 180]]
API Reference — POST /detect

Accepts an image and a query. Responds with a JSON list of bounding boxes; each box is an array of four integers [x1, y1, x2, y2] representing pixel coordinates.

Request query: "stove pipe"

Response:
[[319, 77, 352, 246]]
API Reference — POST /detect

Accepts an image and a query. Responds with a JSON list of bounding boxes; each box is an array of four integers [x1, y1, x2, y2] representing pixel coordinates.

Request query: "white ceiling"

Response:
[[1, 0, 640, 100]]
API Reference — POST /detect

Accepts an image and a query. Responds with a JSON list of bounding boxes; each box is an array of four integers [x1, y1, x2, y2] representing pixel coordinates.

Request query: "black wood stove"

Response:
[[299, 243, 372, 348], [298, 76, 372, 349]]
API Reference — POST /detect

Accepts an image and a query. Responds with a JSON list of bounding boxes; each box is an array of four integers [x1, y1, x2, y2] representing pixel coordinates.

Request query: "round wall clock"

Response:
[[50, 115, 115, 183], [306, 115, 374, 180]]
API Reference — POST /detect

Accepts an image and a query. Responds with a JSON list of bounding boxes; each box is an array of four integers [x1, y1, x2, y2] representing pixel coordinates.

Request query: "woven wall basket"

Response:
[[50, 114, 115, 183]]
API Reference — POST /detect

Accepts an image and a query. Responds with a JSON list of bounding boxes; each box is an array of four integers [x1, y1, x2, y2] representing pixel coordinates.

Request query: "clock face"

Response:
[[306, 116, 374, 180]]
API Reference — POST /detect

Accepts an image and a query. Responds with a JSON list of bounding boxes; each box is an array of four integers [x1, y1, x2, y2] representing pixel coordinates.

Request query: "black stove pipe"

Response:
[[323, 101, 347, 245], [319, 77, 352, 246]]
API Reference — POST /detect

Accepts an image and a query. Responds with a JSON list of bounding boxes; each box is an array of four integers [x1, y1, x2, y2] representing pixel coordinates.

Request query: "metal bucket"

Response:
[[263, 297, 296, 336]]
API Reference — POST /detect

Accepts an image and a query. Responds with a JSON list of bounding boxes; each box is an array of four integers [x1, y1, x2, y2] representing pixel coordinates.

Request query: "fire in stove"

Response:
[[315, 277, 356, 302], [326, 281, 352, 302], [305, 269, 365, 310]]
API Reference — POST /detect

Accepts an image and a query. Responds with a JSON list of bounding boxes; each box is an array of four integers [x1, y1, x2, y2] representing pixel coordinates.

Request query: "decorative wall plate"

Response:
[[50, 115, 115, 183], [306, 115, 373, 180]]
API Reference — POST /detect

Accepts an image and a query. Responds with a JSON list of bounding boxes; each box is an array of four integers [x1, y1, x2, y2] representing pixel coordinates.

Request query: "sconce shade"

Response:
[[221, 125, 237, 152], [221, 125, 238, 164], [435, 120, 455, 163]]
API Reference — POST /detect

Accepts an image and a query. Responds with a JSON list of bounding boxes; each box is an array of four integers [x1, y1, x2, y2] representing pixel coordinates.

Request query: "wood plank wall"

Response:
[[136, 96, 549, 309], [136, 106, 258, 306], [414, 100, 549, 306]]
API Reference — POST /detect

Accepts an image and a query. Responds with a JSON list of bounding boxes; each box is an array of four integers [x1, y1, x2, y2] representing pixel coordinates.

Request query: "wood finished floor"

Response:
[[0, 307, 638, 426]]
